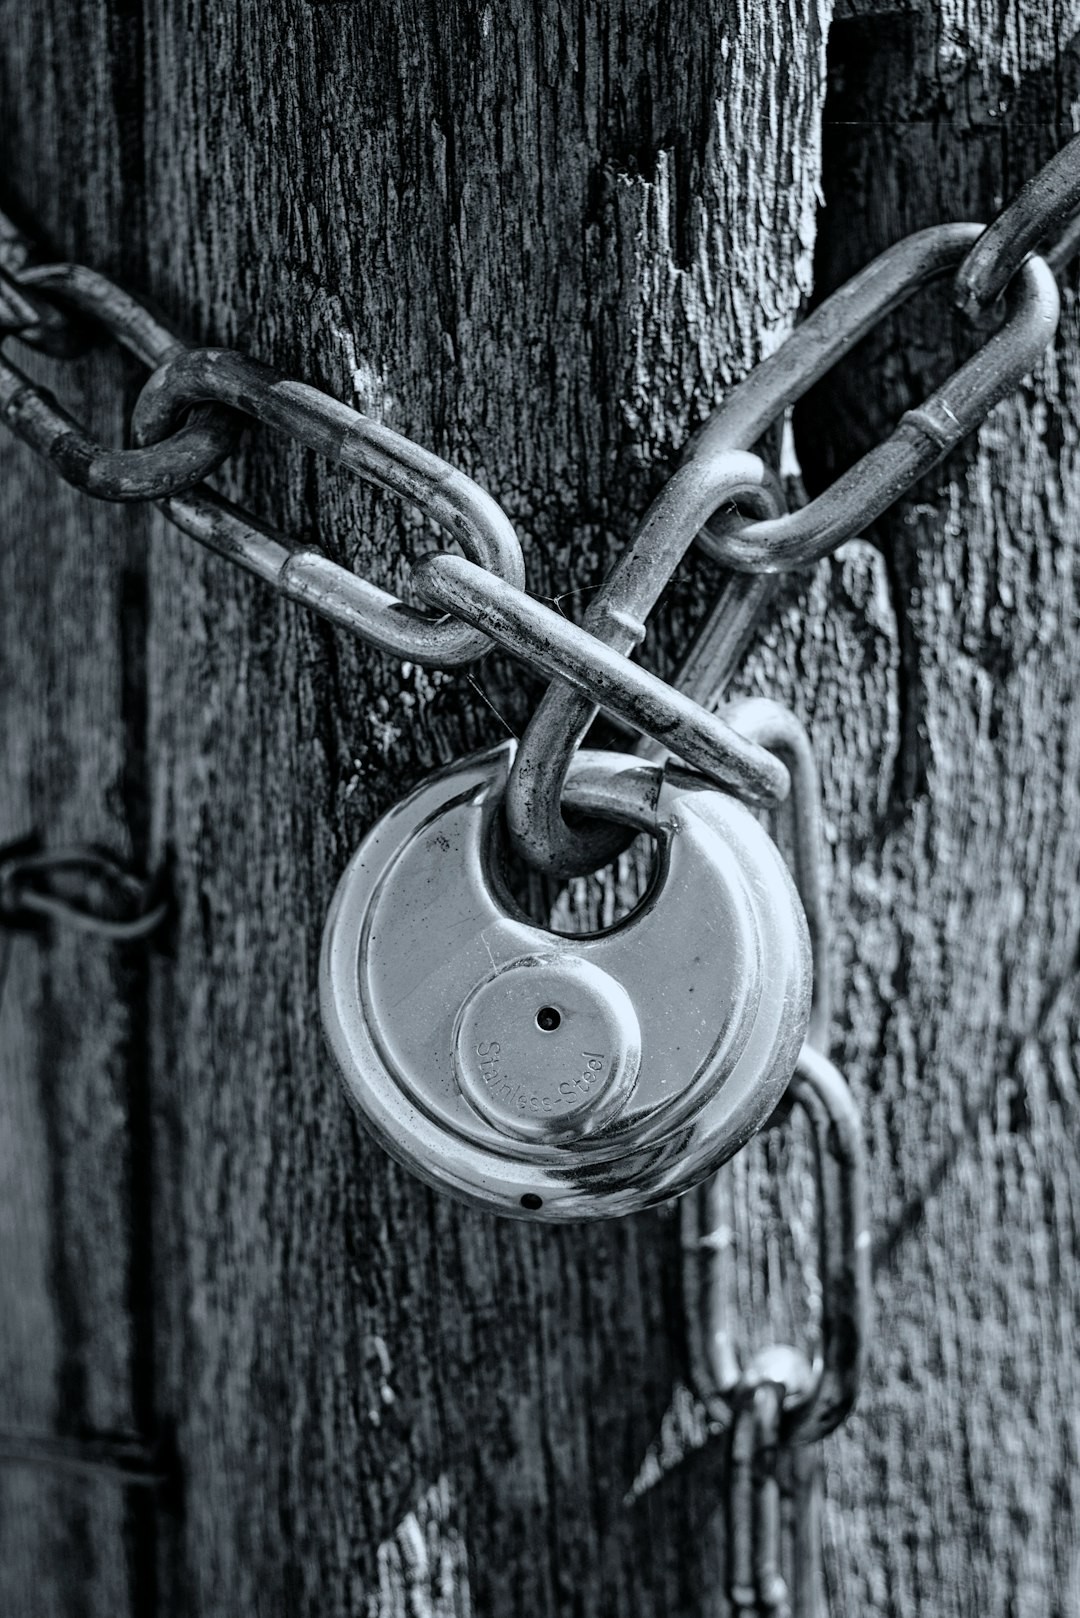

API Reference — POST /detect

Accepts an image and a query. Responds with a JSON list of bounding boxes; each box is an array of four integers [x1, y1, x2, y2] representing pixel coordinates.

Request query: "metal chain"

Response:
[[0, 223, 782, 794], [3, 135, 1078, 875], [496, 451, 791, 873], [0, 261, 242, 499], [505, 211, 1069, 876], [618, 158, 1080, 1606], [2, 146, 1077, 1593], [681, 1040, 868, 1617], [0, 210, 89, 358], [660, 160, 1080, 1598]]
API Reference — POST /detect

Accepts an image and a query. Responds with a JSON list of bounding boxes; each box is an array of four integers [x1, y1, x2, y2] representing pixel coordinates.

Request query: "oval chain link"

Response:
[[131, 347, 527, 666], [500, 451, 789, 875]]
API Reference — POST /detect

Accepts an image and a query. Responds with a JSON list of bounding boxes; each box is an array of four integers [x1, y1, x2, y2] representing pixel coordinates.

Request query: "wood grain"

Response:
[[800, 7, 1080, 1614], [137, 4, 833, 1611], [2, 1, 1078, 1615], [1, 2, 833, 1613], [0, 3, 169, 1613]]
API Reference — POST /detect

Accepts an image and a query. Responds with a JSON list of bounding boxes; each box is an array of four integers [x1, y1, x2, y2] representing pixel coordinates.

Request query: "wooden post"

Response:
[[1, 2, 1078, 1614], [805, 6, 1080, 1610]]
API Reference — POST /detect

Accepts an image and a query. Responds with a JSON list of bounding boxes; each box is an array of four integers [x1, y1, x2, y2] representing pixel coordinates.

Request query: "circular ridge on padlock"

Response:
[[452, 952, 642, 1144], [320, 740, 811, 1220]]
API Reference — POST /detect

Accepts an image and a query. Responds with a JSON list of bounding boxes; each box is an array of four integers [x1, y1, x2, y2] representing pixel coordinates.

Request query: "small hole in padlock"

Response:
[[535, 1006, 561, 1032]]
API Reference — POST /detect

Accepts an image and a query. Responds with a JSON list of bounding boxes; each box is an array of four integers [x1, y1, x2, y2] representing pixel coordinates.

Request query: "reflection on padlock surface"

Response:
[[319, 741, 811, 1220]]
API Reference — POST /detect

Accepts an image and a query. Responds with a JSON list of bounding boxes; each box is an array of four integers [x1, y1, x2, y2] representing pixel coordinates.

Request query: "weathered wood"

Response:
[[1, 2, 834, 1614], [4, 2, 1079, 1615], [0, 5, 169, 1613], [798, 6, 1080, 1614]]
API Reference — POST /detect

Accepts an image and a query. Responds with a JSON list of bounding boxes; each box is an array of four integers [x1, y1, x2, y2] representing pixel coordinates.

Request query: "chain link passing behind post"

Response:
[[0, 253, 526, 666], [0, 835, 171, 1498], [0, 841, 167, 941], [0, 261, 242, 499], [0, 209, 88, 359]]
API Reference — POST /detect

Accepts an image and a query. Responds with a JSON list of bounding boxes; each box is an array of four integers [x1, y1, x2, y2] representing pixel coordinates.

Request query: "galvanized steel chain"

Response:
[[1, 138, 1077, 876], [660, 694, 867, 1616], [0, 229, 785, 794], [504, 217, 1063, 876]]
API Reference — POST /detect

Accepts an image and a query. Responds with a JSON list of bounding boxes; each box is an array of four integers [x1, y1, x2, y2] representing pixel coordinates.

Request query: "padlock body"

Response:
[[320, 742, 811, 1219]]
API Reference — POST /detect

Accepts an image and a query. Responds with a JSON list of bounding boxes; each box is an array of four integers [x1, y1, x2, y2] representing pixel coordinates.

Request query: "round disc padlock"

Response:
[[319, 741, 811, 1220]]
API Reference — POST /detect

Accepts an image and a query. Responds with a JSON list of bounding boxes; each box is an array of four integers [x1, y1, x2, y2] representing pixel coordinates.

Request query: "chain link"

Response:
[[507, 210, 1070, 875], [0, 209, 88, 358], [501, 450, 789, 875], [681, 1050, 869, 1447], [415, 548, 788, 801], [0, 261, 241, 498], [954, 134, 1080, 318], [673, 698, 863, 1613], [131, 346, 528, 665], [695, 231, 1058, 573]]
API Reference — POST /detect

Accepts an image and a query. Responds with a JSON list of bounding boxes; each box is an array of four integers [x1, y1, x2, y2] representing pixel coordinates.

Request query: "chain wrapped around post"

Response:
[[0, 235, 783, 788], [0, 251, 527, 667], [3, 136, 1079, 843]]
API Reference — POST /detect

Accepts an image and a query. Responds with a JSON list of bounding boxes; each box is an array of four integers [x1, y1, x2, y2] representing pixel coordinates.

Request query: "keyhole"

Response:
[[535, 1006, 561, 1032]]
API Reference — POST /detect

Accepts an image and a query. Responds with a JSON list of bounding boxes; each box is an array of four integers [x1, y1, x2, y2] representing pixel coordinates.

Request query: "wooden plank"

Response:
[[15, 4, 1077, 1614], [0, 0, 198, 1605], [0, 4, 160, 1611], [794, 6, 1080, 1613]]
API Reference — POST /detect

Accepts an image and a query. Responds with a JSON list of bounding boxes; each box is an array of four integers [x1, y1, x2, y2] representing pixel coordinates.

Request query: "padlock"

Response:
[[319, 741, 811, 1219]]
